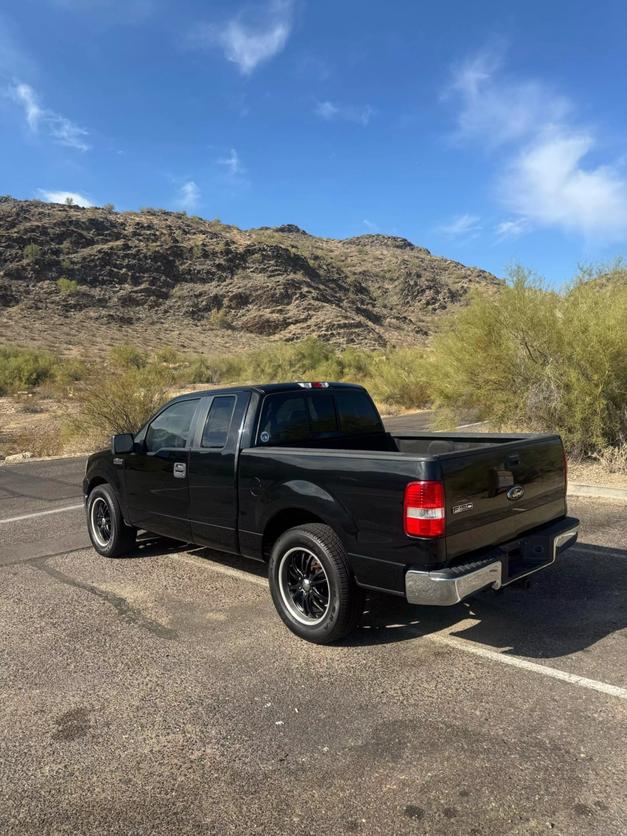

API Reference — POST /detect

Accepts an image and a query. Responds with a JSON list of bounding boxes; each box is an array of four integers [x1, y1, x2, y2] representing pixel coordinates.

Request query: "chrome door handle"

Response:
[[173, 462, 187, 479]]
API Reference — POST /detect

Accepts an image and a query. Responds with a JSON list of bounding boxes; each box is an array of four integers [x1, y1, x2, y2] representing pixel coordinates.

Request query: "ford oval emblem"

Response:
[[507, 485, 525, 502]]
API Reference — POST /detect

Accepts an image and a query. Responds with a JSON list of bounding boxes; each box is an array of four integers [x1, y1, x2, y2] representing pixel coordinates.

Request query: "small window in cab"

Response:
[[201, 396, 236, 448]]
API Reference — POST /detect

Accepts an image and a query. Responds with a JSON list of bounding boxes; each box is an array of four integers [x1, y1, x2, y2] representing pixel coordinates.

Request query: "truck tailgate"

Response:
[[440, 436, 567, 560]]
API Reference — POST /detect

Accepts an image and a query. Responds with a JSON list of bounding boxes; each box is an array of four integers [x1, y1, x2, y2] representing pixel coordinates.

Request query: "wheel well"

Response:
[[86, 476, 107, 495], [262, 509, 325, 560]]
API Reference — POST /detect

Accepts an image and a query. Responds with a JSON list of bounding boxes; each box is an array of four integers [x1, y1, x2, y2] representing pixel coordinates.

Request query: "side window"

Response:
[[145, 400, 198, 452], [258, 394, 310, 444], [201, 396, 236, 448]]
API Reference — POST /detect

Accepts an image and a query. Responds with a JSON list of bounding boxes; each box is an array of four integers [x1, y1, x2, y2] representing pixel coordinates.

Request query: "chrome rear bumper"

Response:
[[405, 521, 579, 606]]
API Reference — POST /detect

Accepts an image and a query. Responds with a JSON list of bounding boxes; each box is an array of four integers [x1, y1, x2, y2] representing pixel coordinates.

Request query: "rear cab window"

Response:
[[256, 388, 382, 446]]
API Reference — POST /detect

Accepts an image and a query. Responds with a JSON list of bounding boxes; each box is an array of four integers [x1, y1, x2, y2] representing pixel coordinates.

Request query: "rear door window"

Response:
[[201, 395, 236, 448], [335, 390, 382, 434]]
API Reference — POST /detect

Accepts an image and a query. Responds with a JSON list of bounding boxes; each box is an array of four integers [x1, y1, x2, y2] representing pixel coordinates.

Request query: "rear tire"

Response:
[[268, 523, 363, 644], [86, 484, 136, 558]]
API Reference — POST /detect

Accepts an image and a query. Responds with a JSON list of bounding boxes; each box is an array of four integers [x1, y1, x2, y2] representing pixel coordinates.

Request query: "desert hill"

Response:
[[0, 197, 502, 357]]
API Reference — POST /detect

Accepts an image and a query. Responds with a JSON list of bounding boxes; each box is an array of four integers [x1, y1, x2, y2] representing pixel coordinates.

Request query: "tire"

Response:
[[86, 483, 136, 558], [268, 523, 364, 644]]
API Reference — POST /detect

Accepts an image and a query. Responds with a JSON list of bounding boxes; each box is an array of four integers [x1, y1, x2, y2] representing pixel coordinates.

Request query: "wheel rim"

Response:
[[90, 497, 112, 548], [278, 547, 330, 625]]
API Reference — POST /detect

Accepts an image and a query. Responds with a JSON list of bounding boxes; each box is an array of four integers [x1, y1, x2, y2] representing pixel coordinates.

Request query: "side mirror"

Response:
[[111, 433, 135, 455]]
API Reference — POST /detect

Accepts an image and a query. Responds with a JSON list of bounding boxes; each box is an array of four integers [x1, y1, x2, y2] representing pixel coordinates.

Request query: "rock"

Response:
[[3, 452, 33, 463]]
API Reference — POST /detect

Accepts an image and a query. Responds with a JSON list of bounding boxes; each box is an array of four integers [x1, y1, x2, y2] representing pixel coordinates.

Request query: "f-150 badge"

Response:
[[452, 501, 474, 514]]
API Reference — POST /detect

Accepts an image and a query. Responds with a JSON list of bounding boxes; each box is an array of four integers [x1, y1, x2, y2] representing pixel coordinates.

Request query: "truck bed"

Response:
[[238, 429, 567, 595]]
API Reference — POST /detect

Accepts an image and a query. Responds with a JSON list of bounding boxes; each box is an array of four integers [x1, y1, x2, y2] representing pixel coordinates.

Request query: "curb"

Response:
[[568, 483, 627, 501]]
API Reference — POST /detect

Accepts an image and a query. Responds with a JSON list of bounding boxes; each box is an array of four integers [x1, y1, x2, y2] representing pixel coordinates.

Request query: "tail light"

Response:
[[404, 481, 445, 537]]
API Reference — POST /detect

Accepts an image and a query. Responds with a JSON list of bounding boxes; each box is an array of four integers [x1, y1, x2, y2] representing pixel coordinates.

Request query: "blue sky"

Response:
[[2, 0, 627, 285]]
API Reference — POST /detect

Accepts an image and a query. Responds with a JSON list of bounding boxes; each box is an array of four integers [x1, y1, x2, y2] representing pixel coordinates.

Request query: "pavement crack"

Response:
[[31, 557, 178, 640]]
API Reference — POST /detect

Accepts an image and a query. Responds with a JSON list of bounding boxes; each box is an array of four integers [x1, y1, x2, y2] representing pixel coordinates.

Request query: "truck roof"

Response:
[[172, 381, 366, 402]]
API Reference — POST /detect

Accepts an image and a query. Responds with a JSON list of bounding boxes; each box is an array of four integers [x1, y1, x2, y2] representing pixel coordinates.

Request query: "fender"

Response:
[[256, 478, 358, 552], [83, 452, 128, 517]]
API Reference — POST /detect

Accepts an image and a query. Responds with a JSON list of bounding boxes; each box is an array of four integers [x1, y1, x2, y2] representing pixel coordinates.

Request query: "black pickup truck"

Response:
[[83, 382, 579, 643]]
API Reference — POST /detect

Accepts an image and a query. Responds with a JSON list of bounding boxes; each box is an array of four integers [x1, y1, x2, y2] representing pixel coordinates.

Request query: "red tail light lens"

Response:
[[404, 481, 445, 537]]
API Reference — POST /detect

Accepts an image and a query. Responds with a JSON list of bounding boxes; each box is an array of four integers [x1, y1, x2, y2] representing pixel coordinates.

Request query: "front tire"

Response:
[[268, 523, 363, 644], [86, 484, 136, 558]]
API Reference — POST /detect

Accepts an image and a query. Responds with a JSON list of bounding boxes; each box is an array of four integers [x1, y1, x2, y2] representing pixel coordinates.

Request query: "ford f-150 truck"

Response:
[[83, 382, 579, 643]]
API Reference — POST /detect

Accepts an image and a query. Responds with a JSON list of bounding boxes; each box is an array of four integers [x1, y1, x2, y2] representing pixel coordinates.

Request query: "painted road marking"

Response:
[[0, 504, 84, 524], [430, 628, 627, 700], [180, 552, 627, 701]]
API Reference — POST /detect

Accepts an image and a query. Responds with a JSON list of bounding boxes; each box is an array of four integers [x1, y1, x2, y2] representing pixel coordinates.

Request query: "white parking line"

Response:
[[430, 632, 627, 700], [181, 555, 627, 701], [0, 504, 84, 524]]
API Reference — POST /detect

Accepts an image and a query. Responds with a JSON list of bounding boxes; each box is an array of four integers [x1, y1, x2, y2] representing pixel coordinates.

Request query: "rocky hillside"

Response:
[[0, 197, 503, 356]]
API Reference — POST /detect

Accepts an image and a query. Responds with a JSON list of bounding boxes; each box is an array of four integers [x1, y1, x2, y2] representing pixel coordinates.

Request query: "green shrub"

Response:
[[367, 348, 430, 408], [428, 266, 627, 455], [56, 277, 78, 295], [23, 243, 41, 262], [208, 308, 231, 329], [0, 347, 59, 395], [191, 237, 203, 259], [109, 344, 147, 370], [72, 366, 173, 437]]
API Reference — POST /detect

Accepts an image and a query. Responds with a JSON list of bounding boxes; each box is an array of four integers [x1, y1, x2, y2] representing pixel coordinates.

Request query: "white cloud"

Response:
[[12, 82, 42, 128], [437, 213, 482, 238], [38, 189, 93, 207], [503, 131, 627, 239], [9, 81, 90, 151], [448, 48, 570, 147], [217, 148, 243, 177], [192, 1, 293, 75], [445, 48, 627, 242], [315, 100, 374, 126], [177, 180, 200, 211], [495, 218, 529, 240]]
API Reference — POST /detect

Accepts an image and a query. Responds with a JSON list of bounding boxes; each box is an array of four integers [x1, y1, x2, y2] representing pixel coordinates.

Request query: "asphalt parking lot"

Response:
[[0, 452, 625, 834]]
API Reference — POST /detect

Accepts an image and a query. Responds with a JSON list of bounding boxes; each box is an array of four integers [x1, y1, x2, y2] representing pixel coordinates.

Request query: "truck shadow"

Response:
[[350, 542, 627, 659], [124, 535, 625, 660]]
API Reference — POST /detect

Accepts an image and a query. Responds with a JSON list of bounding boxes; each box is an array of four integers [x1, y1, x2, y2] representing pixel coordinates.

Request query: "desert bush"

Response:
[[593, 443, 627, 474], [208, 308, 231, 329], [0, 347, 59, 395], [191, 238, 203, 259], [429, 266, 627, 455], [56, 277, 78, 295], [154, 346, 183, 366], [103, 203, 115, 212], [367, 348, 430, 408], [109, 344, 147, 370], [23, 243, 41, 261], [72, 366, 174, 438]]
